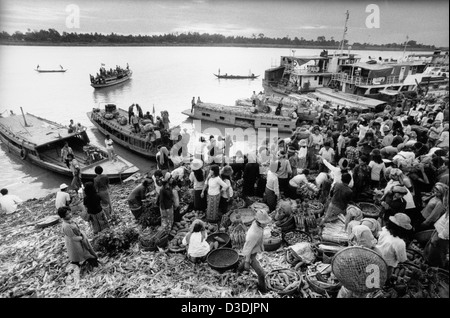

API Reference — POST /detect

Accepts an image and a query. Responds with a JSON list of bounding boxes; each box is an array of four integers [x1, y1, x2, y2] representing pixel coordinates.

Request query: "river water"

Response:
[[0, 45, 431, 200]]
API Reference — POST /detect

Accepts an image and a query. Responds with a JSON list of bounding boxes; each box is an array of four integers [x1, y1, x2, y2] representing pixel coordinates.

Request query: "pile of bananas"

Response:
[[266, 269, 301, 295], [229, 223, 247, 250]]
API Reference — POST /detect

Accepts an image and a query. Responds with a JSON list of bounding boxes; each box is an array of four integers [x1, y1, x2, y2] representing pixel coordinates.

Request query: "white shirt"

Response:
[[289, 174, 308, 187], [182, 232, 210, 258], [0, 194, 23, 214], [55, 191, 71, 209], [319, 147, 335, 163], [384, 180, 416, 210], [376, 227, 407, 268], [435, 213, 449, 240], [221, 179, 233, 198], [207, 176, 228, 196], [171, 166, 186, 180], [322, 159, 354, 188]]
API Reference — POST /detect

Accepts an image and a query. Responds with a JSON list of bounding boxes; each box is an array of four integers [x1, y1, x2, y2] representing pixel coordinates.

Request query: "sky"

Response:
[[0, 0, 448, 46]]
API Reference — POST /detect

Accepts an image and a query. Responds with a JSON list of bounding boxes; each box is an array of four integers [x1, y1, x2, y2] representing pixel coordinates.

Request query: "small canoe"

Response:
[[35, 69, 67, 73], [214, 74, 259, 79]]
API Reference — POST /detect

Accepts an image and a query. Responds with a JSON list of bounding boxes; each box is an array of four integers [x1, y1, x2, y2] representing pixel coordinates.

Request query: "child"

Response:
[[182, 219, 212, 263]]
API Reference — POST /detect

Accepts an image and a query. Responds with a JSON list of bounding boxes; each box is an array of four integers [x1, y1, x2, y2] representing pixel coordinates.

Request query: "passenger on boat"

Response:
[[68, 119, 75, 133], [145, 129, 156, 150], [197, 97, 202, 104], [67, 153, 82, 191], [61, 142, 74, 168], [104, 135, 116, 162], [128, 104, 135, 123], [136, 104, 143, 119], [130, 112, 140, 133], [143, 111, 154, 124], [275, 98, 284, 116], [191, 97, 196, 113], [76, 123, 85, 133], [161, 111, 170, 130], [251, 91, 257, 107]]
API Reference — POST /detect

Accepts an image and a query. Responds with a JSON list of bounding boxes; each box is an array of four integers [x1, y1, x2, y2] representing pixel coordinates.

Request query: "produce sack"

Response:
[[119, 117, 127, 125], [104, 113, 114, 120], [290, 241, 316, 264], [143, 123, 154, 132]]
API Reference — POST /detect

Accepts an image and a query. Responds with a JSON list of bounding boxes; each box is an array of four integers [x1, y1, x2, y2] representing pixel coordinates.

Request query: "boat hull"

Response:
[[0, 114, 139, 182], [35, 69, 67, 73], [214, 74, 259, 79]]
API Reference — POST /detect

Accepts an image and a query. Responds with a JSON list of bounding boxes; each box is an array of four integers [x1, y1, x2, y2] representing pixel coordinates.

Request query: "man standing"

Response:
[[236, 210, 272, 293], [67, 153, 82, 190], [61, 142, 74, 168], [55, 183, 71, 210], [319, 173, 353, 227], [0, 188, 23, 215], [94, 166, 112, 219]]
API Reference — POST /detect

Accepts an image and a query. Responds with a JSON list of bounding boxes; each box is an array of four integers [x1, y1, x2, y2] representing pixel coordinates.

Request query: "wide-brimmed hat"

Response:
[[220, 165, 234, 177], [375, 117, 383, 123], [255, 210, 272, 225], [60, 183, 69, 190], [299, 139, 308, 147], [389, 213, 412, 230], [190, 159, 203, 171], [392, 185, 408, 195], [383, 126, 390, 132]]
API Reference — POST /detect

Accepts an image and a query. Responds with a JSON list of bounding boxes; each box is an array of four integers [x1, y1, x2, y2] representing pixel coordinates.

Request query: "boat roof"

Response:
[[0, 113, 76, 147], [313, 88, 387, 108], [348, 62, 394, 70], [195, 103, 294, 121]]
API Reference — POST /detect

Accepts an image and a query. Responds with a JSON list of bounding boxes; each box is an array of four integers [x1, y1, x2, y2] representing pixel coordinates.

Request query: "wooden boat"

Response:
[[90, 69, 132, 88], [0, 112, 139, 182], [214, 73, 259, 79], [35, 69, 67, 73], [87, 106, 181, 159], [182, 102, 317, 133]]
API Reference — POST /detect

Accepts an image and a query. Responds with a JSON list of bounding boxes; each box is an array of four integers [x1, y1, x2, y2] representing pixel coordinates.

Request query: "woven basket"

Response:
[[284, 230, 313, 246], [357, 202, 381, 219], [229, 208, 256, 226], [263, 236, 283, 252], [35, 215, 60, 229], [206, 248, 239, 272], [285, 248, 303, 265], [206, 232, 231, 249], [331, 246, 388, 293], [265, 268, 302, 296], [306, 201, 324, 216]]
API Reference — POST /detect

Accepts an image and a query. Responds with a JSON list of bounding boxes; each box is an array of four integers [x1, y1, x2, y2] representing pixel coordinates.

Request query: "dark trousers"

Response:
[[278, 178, 289, 195], [237, 253, 267, 292]]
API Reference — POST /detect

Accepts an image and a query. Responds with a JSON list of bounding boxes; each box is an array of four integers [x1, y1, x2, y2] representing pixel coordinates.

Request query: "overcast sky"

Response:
[[0, 0, 448, 46]]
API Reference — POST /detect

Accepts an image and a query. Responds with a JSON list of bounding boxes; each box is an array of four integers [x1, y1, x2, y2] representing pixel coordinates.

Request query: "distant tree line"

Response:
[[0, 28, 438, 49]]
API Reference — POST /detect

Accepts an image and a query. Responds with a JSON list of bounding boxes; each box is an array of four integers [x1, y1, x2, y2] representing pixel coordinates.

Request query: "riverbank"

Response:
[[0, 40, 442, 52], [0, 174, 281, 298]]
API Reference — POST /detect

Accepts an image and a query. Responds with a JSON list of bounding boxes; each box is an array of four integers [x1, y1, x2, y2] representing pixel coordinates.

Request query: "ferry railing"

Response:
[[331, 73, 402, 86]]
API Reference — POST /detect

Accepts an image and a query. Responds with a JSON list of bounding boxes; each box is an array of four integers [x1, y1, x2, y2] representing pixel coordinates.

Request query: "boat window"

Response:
[[202, 113, 211, 117], [285, 125, 290, 128], [220, 116, 225, 120]]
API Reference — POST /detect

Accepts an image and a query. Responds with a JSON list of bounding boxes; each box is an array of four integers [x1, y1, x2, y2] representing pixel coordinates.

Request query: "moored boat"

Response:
[[214, 73, 259, 79], [87, 105, 182, 160], [0, 112, 139, 182], [182, 101, 318, 133]]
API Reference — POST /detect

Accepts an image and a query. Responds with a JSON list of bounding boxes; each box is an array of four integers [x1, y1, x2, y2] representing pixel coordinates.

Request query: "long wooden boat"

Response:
[[35, 69, 67, 73], [87, 106, 179, 159], [90, 70, 132, 88], [214, 73, 259, 79], [0, 113, 139, 182], [182, 102, 317, 133]]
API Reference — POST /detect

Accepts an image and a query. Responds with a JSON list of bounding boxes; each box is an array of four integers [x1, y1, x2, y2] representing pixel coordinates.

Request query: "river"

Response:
[[0, 45, 432, 200]]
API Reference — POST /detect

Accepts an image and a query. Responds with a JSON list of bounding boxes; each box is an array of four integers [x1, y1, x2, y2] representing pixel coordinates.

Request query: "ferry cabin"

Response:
[[263, 51, 360, 94]]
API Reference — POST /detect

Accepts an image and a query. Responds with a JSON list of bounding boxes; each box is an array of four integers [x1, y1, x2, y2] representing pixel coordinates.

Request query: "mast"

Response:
[[20, 107, 29, 127], [337, 10, 349, 56]]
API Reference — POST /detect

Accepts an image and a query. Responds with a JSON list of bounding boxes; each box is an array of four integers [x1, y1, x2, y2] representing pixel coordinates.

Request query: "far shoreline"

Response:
[[0, 41, 441, 52]]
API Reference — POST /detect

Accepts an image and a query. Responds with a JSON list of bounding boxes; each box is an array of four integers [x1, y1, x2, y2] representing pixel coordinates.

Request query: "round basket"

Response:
[[206, 248, 239, 272], [305, 273, 341, 296], [284, 230, 313, 246], [35, 215, 60, 229], [413, 229, 434, 245], [263, 236, 283, 252], [265, 268, 302, 296], [229, 209, 256, 226], [332, 246, 388, 294], [357, 202, 381, 219], [206, 232, 232, 249]]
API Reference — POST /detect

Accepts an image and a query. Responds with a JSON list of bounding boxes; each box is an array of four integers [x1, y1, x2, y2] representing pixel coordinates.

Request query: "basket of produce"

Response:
[[206, 232, 231, 249], [284, 230, 312, 246], [306, 201, 324, 216], [206, 248, 239, 272], [306, 263, 341, 296], [413, 229, 434, 245], [229, 208, 256, 226], [357, 202, 381, 219], [265, 268, 302, 296], [229, 223, 247, 251], [406, 248, 425, 267], [35, 215, 60, 229], [263, 235, 283, 252]]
